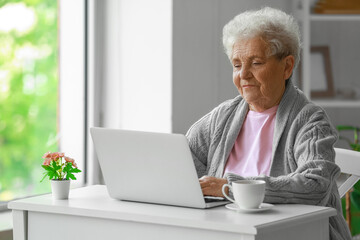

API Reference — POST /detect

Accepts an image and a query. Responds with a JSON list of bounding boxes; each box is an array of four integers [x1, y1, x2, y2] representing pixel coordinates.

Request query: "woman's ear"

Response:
[[283, 55, 295, 80]]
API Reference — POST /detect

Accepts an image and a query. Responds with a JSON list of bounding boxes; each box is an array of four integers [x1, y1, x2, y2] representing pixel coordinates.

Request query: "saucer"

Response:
[[225, 203, 274, 213]]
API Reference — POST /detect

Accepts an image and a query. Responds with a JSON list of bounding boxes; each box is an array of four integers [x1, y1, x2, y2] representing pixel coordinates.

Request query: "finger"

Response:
[[199, 178, 210, 184], [199, 175, 209, 181]]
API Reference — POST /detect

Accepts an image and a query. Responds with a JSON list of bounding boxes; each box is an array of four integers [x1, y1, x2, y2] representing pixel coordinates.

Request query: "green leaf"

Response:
[[41, 165, 52, 171], [51, 161, 61, 171], [41, 161, 62, 181], [66, 172, 76, 180], [337, 125, 358, 131], [48, 171, 55, 179], [40, 173, 49, 182], [62, 162, 80, 180], [350, 144, 360, 152], [355, 129, 359, 144], [351, 190, 360, 209], [70, 168, 81, 173], [337, 125, 360, 150], [63, 163, 71, 173]]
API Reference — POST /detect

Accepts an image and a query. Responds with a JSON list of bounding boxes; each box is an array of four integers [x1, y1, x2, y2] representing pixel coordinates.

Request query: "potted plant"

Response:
[[41, 152, 81, 199], [337, 125, 360, 235]]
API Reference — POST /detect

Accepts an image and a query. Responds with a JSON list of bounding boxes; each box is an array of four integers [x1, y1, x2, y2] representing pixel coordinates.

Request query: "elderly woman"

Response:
[[186, 7, 351, 240]]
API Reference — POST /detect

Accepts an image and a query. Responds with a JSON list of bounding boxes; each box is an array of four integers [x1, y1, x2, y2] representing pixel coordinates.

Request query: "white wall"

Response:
[[96, 0, 172, 133], [118, 0, 172, 132]]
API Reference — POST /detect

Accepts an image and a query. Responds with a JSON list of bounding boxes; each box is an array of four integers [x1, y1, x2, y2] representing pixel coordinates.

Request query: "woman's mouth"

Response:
[[242, 84, 256, 88]]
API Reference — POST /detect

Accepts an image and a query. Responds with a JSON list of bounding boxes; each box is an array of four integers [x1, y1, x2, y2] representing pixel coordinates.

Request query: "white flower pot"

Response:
[[51, 179, 70, 199]]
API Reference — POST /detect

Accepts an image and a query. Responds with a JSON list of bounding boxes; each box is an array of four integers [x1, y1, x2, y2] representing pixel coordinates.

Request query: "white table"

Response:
[[8, 185, 336, 240]]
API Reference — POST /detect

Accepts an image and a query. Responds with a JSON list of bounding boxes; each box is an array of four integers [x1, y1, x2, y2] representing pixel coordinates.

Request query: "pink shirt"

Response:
[[223, 105, 278, 177]]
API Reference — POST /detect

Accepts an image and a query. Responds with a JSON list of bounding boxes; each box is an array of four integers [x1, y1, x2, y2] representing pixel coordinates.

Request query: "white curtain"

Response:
[[86, 0, 172, 185]]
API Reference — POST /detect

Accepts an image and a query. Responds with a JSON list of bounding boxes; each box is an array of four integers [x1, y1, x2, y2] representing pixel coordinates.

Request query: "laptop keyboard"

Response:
[[204, 196, 226, 203]]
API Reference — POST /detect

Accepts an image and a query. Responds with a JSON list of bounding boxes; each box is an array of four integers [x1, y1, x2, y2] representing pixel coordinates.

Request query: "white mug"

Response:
[[222, 180, 266, 209]]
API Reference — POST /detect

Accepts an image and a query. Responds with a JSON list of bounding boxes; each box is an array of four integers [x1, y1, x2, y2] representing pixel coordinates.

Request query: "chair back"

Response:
[[335, 148, 360, 198]]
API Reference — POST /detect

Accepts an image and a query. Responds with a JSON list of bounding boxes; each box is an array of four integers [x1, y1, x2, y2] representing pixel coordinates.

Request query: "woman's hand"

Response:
[[199, 176, 228, 197]]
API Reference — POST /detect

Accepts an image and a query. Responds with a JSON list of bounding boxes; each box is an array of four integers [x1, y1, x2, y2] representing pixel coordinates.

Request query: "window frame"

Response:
[[58, 0, 87, 188]]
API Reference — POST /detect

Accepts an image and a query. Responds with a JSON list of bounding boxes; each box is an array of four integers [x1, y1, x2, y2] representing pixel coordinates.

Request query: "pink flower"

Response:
[[65, 156, 78, 168], [65, 156, 74, 163], [51, 152, 63, 160], [50, 152, 58, 159], [42, 152, 52, 159], [42, 158, 52, 166]]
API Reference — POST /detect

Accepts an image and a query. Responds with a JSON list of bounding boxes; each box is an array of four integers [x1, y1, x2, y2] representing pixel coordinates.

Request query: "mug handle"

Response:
[[222, 184, 235, 203]]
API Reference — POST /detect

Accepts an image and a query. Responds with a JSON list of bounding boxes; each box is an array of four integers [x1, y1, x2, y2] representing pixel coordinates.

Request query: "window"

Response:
[[0, 0, 58, 203], [0, 0, 85, 208]]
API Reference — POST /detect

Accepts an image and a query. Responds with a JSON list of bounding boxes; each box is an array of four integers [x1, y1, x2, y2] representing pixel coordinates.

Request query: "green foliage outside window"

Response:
[[0, 0, 58, 201]]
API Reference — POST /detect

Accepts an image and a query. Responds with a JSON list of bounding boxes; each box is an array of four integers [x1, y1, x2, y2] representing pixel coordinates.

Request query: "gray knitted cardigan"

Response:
[[186, 80, 351, 240]]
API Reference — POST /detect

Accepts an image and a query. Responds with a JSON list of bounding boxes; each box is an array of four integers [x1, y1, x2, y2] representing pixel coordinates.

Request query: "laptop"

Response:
[[90, 127, 228, 208]]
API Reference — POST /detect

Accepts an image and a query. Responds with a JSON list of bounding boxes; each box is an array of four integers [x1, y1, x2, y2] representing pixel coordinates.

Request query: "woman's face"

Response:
[[231, 37, 294, 112]]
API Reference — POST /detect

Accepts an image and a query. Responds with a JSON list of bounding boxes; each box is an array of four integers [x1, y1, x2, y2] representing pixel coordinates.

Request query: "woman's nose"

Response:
[[240, 66, 252, 79]]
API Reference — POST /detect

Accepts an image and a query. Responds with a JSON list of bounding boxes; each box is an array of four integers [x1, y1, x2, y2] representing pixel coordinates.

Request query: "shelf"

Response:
[[310, 14, 360, 21], [313, 100, 360, 108]]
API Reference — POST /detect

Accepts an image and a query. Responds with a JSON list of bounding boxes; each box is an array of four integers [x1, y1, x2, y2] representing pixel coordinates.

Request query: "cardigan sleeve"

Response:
[[185, 96, 244, 179], [185, 112, 212, 178], [226, 109, 341, 206]]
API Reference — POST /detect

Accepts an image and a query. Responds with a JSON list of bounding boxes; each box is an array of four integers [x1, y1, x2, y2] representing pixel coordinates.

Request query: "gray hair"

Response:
[[222, 7, 301, 67]]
